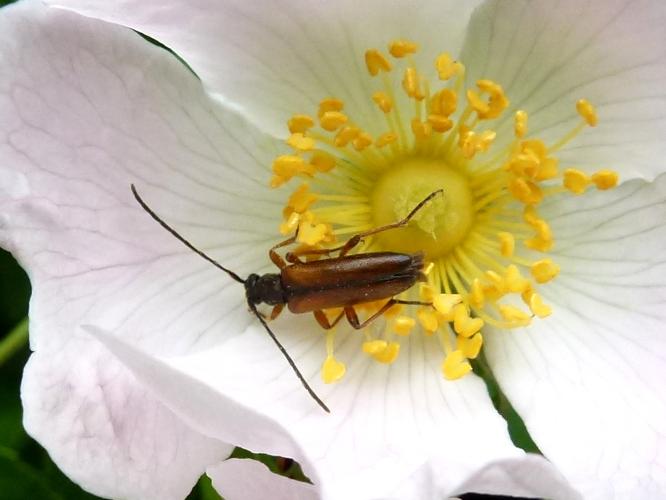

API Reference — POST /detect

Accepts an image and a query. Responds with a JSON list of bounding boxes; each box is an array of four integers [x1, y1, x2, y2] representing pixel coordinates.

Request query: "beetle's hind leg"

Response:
[[313, 309, 346, 329]]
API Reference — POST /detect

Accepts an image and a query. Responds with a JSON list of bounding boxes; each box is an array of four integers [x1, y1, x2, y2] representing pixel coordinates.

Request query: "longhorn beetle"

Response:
[[131, 185, 442, 413]]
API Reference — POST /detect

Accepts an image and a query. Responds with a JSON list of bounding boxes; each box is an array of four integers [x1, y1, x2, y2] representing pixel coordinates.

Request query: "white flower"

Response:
[[1, 0, 665, 499]]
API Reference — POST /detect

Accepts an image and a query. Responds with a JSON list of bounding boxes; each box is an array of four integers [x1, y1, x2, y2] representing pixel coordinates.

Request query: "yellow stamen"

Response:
[[372, 91, 393, 113], [576, 99, 598, 126], [271, 42, 619, 385], [320, 111, 348, 132], [393, 316, 416, 336], [435, 53, 463, 81], [531, 259, 560, 284], [591, 170, 619, 190], [442, 350, 472, 380], [287, 133, 316, 151], [389, 39, 419, 58], [457, 332, 483, 359], [288, 114, 315, 134], [365, 49, 392, 76], [514, 110, 528, 138], [563, 168, 591, 194]]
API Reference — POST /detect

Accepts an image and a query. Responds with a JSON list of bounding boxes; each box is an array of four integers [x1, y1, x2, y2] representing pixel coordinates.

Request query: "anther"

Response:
[[365, 49, 392, 76], [288, 114, 315, 134], [591, 170, 619, 190], [531, 259, 560, 284], [372, 91, 393, 113], [498, 232, 515, 258], [442, 350, 472, 380], [322, 355, 346, 384], [563, 168, 591, 194], [457, 332, 483, 359], [576, 99, 597, 126], [514, 110, 528, 138], [435, 53, 463, 81], [389, 39, 418, 58]]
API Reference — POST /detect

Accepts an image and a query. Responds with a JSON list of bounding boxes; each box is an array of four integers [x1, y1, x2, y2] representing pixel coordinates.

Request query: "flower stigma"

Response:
[[270, 39, 619, 383]]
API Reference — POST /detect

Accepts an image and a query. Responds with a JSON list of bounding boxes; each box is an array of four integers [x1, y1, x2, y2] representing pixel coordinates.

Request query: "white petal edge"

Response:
[[46, 0, 484, 137], [21, 336, 232, 500], [486, 173, 666, 499], [460, 0, 666, 181], [449, 454, 582, 500], [0, 1, 287, 497], [208, 459, 317, 500]]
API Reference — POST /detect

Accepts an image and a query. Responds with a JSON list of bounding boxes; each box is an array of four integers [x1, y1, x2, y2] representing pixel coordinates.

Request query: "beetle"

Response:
[[131, 185, 442, 412]]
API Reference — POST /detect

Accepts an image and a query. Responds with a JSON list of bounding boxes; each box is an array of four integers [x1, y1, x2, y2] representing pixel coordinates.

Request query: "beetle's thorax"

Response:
[[245, 273, 285, 306]]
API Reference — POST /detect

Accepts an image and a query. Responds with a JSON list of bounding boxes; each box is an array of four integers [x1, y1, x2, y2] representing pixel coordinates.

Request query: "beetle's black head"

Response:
[[244, 273, 285, 306]]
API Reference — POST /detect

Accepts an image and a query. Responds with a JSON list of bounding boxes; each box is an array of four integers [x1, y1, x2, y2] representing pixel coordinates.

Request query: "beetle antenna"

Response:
[[249, 304, 330, 413], [131, 184, 245, 284]]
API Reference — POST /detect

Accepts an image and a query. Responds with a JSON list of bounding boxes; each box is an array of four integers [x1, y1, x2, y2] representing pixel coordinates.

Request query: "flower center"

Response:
[[269, 39, 619, 384], [371, 158, 473, 258]]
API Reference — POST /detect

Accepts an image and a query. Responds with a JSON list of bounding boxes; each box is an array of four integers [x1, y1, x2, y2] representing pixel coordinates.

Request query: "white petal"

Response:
[[450, 454, 582, 499], [0, 1, 284, 496], [91, 318, 524, 500], [0, 0, 283, 355], [461, 0, 666, 181], [208, 459, 317, 500], [47, 0, 484, 136], [22, 335, 231, 500], [486, 173, 666, 499]]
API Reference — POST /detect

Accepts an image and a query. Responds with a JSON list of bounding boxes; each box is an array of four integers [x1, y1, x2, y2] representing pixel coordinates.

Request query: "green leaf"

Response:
[[0, 447, 64, 500]]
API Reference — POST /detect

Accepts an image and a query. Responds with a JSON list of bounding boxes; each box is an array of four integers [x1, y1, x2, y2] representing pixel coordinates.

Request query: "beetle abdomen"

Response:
[[282, 252, 424, 314]]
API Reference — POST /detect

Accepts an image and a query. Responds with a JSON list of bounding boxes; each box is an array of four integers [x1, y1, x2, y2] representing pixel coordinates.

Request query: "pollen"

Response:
[[270, 39, 619, 384]]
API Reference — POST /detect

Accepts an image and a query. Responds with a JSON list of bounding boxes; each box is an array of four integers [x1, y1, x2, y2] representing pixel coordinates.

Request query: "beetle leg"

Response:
[[313, 309, 346, 329], [269, 235, 297, 269], [338, 190, 442, 256], [269, 303, 285, 320]]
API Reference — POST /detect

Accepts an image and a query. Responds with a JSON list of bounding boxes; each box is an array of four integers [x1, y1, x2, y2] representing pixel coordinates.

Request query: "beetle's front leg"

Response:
[[269, 234, 297, 269]]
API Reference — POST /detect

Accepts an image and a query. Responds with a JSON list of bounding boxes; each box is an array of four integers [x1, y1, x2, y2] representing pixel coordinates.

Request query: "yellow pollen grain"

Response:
[[320, 111, 348, 132], [285, 183, 318, 214], [515, 110, 528, 138], [504, 264, 529, 293], [288, 114, 315, 134], [430, 89, 457, 116], [352, 132, 373, 151], [576, 99, 598, 126], [453, 304, 484, 338], [279, 211, 300, 235], [498, 305, 531, 326], [372, 91, 393, 113], [531, 258, 560, 284], [457, 332, 483, 359], [322, 355, 346, 384], [389, 39, 419, 58], [442, 350, 472, 380], [428, 114, 454, 133], [363, 340, 387, 355], [498, 232, 515, 257], [393, 316, 416, 336], [563, 168, 591, 194], [435, 52, 463, 81], [310, 151, 336, 172], [417, 307, 439, 333], [287, 132, 316, 151], [334, 125, 360, 147], [365, 49, 392, 76], [411, 118, 432, 140], [591, 170, 619, 190], [297, 219, 329, 246], [318, 98, 344, 118], [433, 293, 462, 316], [529, 293, 552, 318], [373, 341, 400, 364]]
